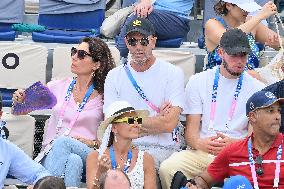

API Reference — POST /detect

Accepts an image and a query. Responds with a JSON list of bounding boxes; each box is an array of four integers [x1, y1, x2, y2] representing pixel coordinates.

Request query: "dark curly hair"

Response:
[[80, 37, 116, 95], [214, 0, 237, 16]]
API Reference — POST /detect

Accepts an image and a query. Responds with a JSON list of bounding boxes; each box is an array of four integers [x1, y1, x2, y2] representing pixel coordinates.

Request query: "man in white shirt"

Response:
[[104, 17, 185, 168], [159, 28, 266, 189]]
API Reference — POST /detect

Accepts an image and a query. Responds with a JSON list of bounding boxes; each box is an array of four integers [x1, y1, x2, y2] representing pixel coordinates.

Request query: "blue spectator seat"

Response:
[[156, 37, 184, 48], [32, 10, 105, 44], [0, 88, 16, 107], [0, 23, 16, 41]]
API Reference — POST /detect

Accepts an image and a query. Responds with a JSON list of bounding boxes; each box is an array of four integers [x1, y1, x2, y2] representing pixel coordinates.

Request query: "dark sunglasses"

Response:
[[127, 38, 149, 46], [255, 155, 264, 176], [113, 116, 143, 125], [71, 47, 92, 60]]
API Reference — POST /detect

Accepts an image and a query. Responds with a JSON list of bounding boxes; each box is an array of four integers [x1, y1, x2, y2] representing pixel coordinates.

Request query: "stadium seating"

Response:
[[0, 88, 16, 107], [0, 23, 16, 41], [156, 37, 184, 48], [32, 10, 105, 44]]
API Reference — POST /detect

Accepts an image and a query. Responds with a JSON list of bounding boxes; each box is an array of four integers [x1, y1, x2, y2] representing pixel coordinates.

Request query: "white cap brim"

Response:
[[238, 2, 261, 13]]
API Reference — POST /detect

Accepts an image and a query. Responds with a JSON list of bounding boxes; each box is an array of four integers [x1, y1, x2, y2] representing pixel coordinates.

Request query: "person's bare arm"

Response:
[[140, 106, 181, 136], [255, 22, 282, 50], [143, 152, 157, 189], [205, 1, 276, 52], [195, 171, 216, 189], [86, 152, 111, 189]]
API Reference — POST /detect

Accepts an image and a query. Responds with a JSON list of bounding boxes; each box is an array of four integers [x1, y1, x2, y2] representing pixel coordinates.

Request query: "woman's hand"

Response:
[[257, 1, 277, 20], [97, 154, 111, 175], [12, 89, 25, 104], [74, 136, 98, 148]]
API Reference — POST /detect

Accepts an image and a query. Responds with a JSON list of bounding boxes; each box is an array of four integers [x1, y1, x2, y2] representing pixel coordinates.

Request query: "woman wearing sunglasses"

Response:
[[86, 101, 156, 189], [12, 37, 115, 187], [204, 0, 278, 80]]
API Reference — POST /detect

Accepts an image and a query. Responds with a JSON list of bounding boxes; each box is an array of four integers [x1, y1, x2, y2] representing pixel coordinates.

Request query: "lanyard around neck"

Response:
[[56, 78, 95, 136], [110, 145, 132, 173], [123, 61, 180, 142], [209, 66, 244, 133], [248, 137, 282, 189], [123, 62, 160, 113]]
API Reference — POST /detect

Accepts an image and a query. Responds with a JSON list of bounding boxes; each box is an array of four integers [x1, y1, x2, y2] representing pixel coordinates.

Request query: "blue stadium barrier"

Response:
[[156, 37, 184, 48], [0, 23, 16, 41], [0, 88, 16, 107], [32, 10, 104, 44]]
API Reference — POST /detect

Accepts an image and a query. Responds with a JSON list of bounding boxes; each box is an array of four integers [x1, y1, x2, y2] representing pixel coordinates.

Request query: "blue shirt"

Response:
[[0, 138, 51, 188], [154, 0, 194, 19]]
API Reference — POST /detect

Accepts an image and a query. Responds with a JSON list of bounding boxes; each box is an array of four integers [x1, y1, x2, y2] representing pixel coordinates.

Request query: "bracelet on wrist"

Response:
[[93, 176, 99, 187], [93, 140, 99, 149]]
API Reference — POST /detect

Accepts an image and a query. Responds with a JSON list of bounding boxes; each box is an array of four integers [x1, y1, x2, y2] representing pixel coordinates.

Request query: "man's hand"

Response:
[[196, 136, 226, 155], [134, 0, 153, 18], [159, 101, 172, 116], [216, 132, 238, 146]]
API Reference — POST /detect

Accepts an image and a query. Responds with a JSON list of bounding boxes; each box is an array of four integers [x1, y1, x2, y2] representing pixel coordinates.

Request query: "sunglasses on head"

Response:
[[113, 116, 143, 125], [71, 47, 92, 60], [255, 155, 264, 176], [127, 38, 149, 47]]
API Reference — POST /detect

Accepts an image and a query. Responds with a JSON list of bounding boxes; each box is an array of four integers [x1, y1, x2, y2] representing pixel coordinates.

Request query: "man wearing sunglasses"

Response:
[[183, 90, 284, 189], [104, 17, 185, 169]]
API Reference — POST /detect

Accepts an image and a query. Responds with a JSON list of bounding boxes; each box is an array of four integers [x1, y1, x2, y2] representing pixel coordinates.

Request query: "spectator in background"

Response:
[[159, 28, 266, 189], [12, 37, 115, 187], [204, 0, 278, 80], [185, 90, 284, 189], [33, 176, 66, 189], [0, 93, 51, 188], [116, 0, 194, 58], [99, 170, 131, 189]]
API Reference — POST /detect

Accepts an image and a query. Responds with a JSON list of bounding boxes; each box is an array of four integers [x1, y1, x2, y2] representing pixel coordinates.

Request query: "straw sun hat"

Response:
[[97, 101, 149, 156]]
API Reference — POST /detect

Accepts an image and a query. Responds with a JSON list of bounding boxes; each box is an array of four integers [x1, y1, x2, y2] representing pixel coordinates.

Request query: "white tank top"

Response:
[[127, 150, 144, 189]]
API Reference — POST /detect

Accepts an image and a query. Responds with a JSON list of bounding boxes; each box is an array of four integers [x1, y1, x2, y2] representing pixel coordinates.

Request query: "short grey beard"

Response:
[[223, 60, 242, 77], [132, 58, 147, 66]]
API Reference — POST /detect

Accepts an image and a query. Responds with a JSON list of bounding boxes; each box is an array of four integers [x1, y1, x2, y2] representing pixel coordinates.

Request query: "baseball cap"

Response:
[[220, 28, 252, 55], [246, 90, 284, 116], [222, 0, 261, 13], [126, 17, 155, 37], [223, 175, 253, 189]]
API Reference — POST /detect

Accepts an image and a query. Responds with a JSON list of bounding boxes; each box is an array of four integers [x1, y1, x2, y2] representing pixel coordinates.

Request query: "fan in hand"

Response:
[[12, 81, 57, 115]]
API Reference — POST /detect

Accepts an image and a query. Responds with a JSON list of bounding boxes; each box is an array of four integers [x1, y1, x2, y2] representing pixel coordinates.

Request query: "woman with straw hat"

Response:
[[86, 101, 156, 189]]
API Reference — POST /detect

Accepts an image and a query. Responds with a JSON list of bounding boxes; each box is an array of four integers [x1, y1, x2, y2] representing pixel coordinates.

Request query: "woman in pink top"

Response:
[[12, 37, 115, 187]]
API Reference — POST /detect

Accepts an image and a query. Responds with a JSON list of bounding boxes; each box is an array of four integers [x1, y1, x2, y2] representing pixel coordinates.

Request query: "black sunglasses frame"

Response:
[[255, 155, 264, 176], [113, 116, 143, 125], [71, 47, 92, 60], [127, 38, 150, 47]]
